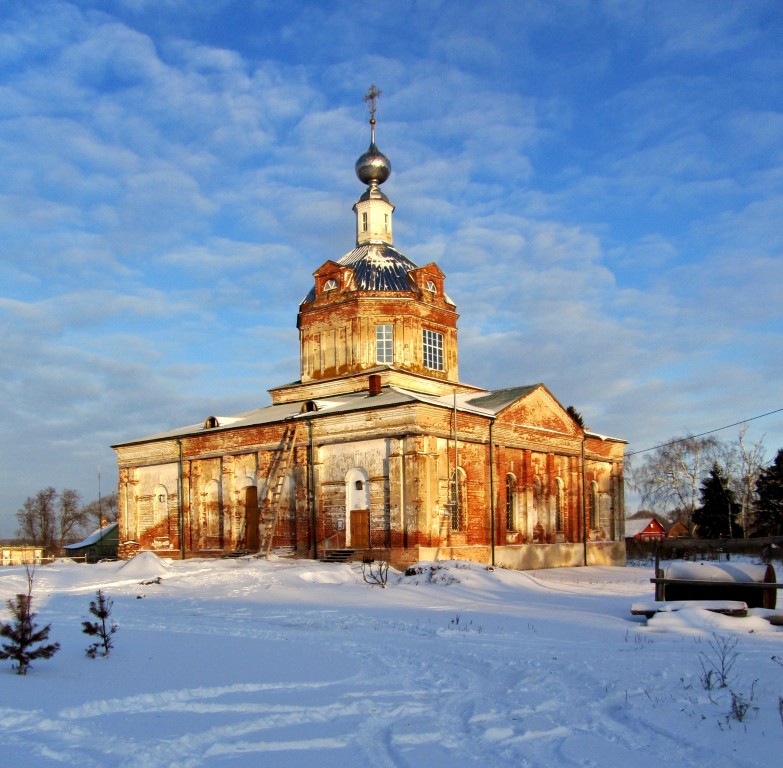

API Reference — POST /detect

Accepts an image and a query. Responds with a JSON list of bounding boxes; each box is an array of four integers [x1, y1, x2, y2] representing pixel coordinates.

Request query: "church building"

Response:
[[113, 89, 626, 569]]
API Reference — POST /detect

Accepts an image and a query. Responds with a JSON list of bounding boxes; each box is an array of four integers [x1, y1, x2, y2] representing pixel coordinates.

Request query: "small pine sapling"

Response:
[[0, 567, 60, 675], [82, 589, 118, 658]]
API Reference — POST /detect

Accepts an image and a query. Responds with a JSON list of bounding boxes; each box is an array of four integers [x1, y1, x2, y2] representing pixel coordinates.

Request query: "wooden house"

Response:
[[63, 523, 119, 563], [625, 517, 667, 541]]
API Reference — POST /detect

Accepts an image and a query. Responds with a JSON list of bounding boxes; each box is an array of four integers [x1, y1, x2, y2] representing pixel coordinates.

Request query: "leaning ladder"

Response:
[[258, 421, 300, 559]]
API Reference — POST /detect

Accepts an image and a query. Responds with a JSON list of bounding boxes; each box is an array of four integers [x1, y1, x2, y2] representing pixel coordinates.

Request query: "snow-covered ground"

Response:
[[1, 554, 782, 767]]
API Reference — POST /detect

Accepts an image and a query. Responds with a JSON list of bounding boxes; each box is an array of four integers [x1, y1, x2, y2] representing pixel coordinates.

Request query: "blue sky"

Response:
[[1, 0, 782, 537]]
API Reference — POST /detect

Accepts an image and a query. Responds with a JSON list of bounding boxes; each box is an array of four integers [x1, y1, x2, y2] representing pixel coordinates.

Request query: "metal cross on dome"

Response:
[[364, 83, 382, 123]]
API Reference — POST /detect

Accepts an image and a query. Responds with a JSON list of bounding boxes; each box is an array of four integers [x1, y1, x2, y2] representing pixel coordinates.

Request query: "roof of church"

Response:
[[302, 244, 420, 303], [113, 381, 625, 448], [464, 386, 540, 412], [114, 384, 539, 447]]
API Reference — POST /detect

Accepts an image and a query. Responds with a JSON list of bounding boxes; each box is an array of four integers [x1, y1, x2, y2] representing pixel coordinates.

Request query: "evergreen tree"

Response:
[[692, 464, 742, 539], [566, 405, 585, 429], [0, 569, 60, 675], [754, 448, 783, 536], [82, 589, 118, 658]]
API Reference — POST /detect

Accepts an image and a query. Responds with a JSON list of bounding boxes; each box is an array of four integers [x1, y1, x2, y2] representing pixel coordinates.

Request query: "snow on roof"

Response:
[[63, 522, 118, 550], [114, 382, 600, 448], [624, 518, 663, 538]]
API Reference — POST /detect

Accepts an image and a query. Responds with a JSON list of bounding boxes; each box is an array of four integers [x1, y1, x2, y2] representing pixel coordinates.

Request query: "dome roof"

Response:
[[302, 244, 419, 304], [355, 142, 391, 186]]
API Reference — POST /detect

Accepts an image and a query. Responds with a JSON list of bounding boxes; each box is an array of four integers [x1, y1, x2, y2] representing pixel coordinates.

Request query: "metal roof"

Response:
[[464, 385, 540, 413], [113, 384, 519, 448], [303, 244, 420, 303]]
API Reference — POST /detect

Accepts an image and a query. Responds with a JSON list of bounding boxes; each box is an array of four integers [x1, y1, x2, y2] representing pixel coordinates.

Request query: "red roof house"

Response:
[[625, 517, 667, 541]]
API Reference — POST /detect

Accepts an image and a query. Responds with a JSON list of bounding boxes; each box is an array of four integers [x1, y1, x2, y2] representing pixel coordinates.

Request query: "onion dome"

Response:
[[355, 142, 391, 186]]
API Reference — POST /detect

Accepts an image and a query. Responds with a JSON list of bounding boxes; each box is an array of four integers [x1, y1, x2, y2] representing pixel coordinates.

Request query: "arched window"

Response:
[[425, 280, 437, 293], [506, 473, 517, 531], [152, 485, 168, 529], [450, 468, 467, 531], [323, 278, 338, 291]]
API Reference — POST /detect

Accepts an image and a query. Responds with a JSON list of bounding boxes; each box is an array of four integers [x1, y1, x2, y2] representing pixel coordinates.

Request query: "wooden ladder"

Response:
[[258, 421, 300, 559]]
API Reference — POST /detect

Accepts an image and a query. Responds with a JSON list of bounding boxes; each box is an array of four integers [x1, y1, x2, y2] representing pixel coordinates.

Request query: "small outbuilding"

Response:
[[1, 545, 44, 566], [63, 523, 119, 563]]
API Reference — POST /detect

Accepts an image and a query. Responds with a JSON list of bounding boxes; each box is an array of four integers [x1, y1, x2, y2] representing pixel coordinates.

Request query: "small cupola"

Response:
[[353, 84, 394, 246]]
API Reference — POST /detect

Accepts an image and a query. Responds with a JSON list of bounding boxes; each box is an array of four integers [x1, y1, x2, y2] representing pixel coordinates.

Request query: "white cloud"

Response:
[[1, 0, 782, 535]]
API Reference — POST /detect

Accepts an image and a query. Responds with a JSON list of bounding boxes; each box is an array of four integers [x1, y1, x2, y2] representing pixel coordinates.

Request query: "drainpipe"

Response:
[[308, 419, 317, 560], [177, 439, 185, 560], [489, 420, 495, 567], [581, 434, 587, 567]]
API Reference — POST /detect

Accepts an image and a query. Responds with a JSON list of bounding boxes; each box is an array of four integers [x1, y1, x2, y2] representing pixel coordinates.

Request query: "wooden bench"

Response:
[[631, 600, 749, 618]]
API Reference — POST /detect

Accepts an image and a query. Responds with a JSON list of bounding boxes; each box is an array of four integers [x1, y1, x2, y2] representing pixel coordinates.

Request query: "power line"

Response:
[[626, 407, 783, 458]]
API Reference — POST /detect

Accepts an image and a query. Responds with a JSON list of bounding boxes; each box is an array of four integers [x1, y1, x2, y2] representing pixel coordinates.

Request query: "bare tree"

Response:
[[628, 435, 721, 534], [16, 487, 95, 553], [58, 489, 87, 546], [82, 491, 119, 530], [16, 487, 58, 552]]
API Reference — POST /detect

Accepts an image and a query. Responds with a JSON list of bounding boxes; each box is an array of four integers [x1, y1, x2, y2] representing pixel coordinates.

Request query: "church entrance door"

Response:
[[244, 486, 259, 550], [350, 510, 369, 549]]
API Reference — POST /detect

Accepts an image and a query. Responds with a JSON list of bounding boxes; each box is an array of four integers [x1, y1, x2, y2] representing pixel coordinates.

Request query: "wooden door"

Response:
[[244, 486, 259, 550], [350, 510, 369, 548]]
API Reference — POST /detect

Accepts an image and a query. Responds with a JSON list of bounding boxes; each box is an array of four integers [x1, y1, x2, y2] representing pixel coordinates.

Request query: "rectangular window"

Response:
[[376, 323, 393, 364], [422, 328, 444, 370]]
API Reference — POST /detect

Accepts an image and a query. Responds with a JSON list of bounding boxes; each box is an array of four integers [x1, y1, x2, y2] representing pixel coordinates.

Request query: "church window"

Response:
[[323, 278, 337, 291], [376, 324, 393, 364], [422, 329, 444, 371], [425, 280, 436, 293], [153, 485, 168, 528], [506, 473, 517, 531], [450, 468, 467, 531], [384, 213, 389, 232], [362, 212, 368, 232]]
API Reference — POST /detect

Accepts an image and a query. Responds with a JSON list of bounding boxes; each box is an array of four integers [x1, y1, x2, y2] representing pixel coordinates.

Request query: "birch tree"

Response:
[[730, 428, 765, 539], [629, 435, 721, 534]]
